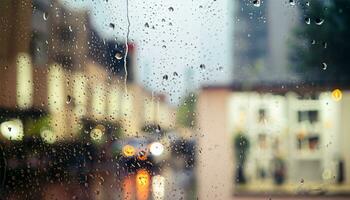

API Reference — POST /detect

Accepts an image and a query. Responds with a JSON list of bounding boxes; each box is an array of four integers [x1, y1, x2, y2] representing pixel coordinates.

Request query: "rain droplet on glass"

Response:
[[323, 42, 327, 49], [253, 0, 261, 7], [109, 23, 115, 29], [305, 17, 311, 25], [115, 52, 123, 60], [168, 7, 174, 12], [66, 95, 72, 104], [322, 62, 327, 70], [43, 12, 48, 21], [315, 18, 324, 25]]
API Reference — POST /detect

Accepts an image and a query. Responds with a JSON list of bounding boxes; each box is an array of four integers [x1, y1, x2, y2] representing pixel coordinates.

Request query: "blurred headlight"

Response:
[[150, 142, 164, 156]]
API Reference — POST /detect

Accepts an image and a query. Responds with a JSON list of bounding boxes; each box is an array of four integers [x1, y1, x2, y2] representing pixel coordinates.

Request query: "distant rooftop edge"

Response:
[[202, 81, 350, 94]]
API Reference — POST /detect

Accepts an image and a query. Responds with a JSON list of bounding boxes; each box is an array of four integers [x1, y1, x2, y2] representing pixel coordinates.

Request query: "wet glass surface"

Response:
[[1, 0, 350, 199]]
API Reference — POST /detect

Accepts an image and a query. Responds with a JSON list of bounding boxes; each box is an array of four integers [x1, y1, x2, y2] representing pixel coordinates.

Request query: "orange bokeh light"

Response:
[[136, 169, 150, 200], [137, 150, 148, 161]]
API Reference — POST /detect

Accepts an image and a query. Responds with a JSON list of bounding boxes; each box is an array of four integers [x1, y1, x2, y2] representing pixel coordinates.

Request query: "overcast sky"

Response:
[[61, 0, 233, 104]]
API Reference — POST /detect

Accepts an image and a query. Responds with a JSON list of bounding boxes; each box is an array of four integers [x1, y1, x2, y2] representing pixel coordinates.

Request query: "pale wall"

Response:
[[197, 88, 234, 200]]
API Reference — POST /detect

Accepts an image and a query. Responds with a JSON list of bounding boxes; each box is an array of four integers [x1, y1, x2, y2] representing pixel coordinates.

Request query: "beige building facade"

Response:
[[197, 85, 350, 199]]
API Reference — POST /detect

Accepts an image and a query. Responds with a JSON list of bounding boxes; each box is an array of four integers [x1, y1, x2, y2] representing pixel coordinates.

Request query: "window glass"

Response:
[[0, 0, 349, 199]]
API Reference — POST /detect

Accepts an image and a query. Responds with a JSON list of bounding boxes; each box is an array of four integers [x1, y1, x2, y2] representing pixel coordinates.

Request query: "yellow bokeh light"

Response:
[[122, 145, 136, 157], [136, 169, 150, 200], [136, 170, 149, 186], [331, 89, 342, 101]]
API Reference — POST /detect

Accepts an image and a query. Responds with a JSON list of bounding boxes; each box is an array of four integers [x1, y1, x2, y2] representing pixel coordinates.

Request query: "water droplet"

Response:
[[253, 0, 261, 7], [322, 42, 327, 49], [315, 18, 324, 25], [289, 0, 295, 6], [300, 178, 304, 184], [311, 40, 316, 45], [109, 23, 115, 29], [144, 22, 149, 28], [68, 26, 73, 32], [115, 52, 123, 60], [168, 7, 174, 12], [66, 95, 72, 104], [322, 62, 327, 70], [305, 17, 311, 25], [162, 75, 168, 80], [173, 72, 178, 76], [43, 12, 48, 21], [200, 64, 206, 69], [305, 1, 310, 7]]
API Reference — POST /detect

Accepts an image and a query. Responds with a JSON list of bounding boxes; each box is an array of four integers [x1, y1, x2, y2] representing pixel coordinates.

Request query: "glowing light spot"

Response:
[[331, 89, 342, 101], [122, 145, 135, 157], [136, 169, 150, 200], [90, 125, 105, 141], [137, 170, 149, 186], [152, 175, 165, 200], [16, 53, 33, 108], [137, 150, 148, 161], [0, 119, 24, 141], [150, 142, 164, 156]]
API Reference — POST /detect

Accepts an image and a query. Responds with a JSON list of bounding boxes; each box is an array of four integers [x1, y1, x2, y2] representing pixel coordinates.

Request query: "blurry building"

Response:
[[0, 0, 33, 108], [233, 0, 299, 83], [88, 29, 135, 82], [0, 0, 175, 143], [197, 83, 350, 197]]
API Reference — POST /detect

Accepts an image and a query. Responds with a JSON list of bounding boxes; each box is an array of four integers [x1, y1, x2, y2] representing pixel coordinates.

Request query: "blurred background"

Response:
[[0, 0, 350, 199]]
